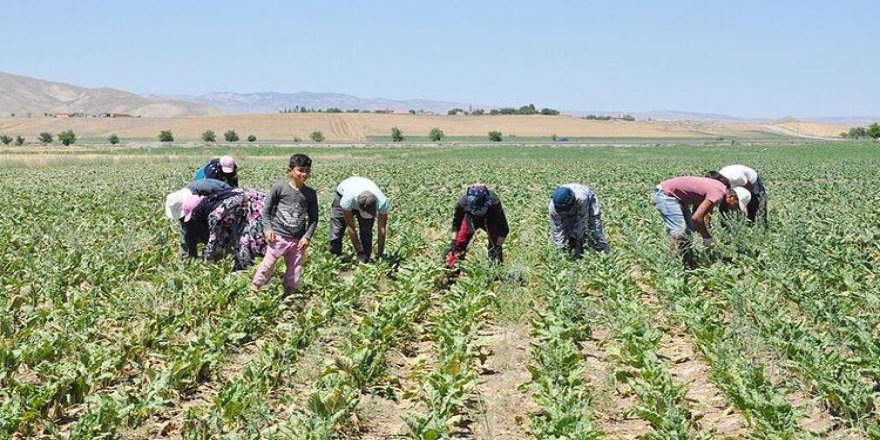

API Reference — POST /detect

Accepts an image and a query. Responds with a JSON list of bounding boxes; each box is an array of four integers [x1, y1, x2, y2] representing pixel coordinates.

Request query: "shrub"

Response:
[[58, 130, 76, 146], [429, 127, 445, 142], [201, 130, 216, 142], [14, 136, 24, 146], [107, 134, 120, 145], [310, 131, 325, 142], [391, 127, 404, 142], [247, 135, 257, 142], [158, 130, 174, 142], [488, 131, 503, 142], [0, 135, 11, 145], [39, 132, 53, 144], [293, 137, 303, 143], [867, 122, 880, 139], [224, 130, 239, 142]]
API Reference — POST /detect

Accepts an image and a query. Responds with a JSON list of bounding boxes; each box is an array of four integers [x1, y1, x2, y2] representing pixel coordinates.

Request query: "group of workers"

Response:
[[164, 154, 767, 293]]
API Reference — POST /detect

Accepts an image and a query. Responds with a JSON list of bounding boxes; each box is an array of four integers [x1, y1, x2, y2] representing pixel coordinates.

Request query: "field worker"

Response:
[[251, 154, 318, 294], [445, 184, 509, 268], [652, 176, 741, 268], [549, 184, 610, 259], [329, 176, 389, 263], [194, 155, 239, 187], [718, 164, 767, 227], [180, 188, 268, 271], [187, 178, 231, 195], [165, 180, 234, 257]]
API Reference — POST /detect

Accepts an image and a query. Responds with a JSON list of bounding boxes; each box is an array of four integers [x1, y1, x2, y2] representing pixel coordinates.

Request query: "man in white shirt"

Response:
[[708, 165, 767, 228], [329, 177, 389, 262]]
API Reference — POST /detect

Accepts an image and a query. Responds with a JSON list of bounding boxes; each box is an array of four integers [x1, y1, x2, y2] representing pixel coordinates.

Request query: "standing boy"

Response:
[[446, 184, 509, 268], [549, 184, 610, 259], [251, 154, 318, 294], [329, 177, 389, 263]]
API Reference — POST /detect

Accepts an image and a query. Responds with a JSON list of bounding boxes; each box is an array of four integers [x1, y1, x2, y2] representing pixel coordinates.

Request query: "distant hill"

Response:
[[144, 91, 480, 115], [0, 71, 223, 118]]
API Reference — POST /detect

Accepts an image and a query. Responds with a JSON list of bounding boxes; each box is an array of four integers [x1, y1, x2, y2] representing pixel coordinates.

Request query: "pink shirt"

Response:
[[660, 177, 726, 205]]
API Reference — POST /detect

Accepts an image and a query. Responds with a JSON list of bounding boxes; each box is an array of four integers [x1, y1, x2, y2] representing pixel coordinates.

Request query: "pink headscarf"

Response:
[[181, 195, 206, 222]]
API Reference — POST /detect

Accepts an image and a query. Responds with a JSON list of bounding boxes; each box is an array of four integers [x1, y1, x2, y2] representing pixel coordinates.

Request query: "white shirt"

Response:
[[336, 177, 389, 213], [719, 165, 758, 188]]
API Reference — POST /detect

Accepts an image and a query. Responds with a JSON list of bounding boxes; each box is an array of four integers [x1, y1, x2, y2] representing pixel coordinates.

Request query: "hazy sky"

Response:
[[2, 0, 877, 117]]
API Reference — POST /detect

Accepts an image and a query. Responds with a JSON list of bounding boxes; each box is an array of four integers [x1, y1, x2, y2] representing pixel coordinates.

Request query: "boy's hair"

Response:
[[289, 153, 312, 168], [704, 171, 730, 187]]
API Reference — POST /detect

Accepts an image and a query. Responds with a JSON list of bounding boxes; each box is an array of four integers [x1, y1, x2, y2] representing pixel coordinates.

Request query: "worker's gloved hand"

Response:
[[703, 237, 717, 249], [450, 231, 458, 241]]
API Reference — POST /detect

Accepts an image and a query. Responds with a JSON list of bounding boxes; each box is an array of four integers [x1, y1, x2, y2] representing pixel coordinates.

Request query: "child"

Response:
[[251, 154, 318, 293]]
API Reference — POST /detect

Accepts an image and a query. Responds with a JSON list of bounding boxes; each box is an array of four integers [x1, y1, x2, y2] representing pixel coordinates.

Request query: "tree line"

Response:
[[839, 122, 880, 139]]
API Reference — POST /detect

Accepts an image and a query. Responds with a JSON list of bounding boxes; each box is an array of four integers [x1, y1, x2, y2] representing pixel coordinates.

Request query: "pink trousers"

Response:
[[251, 234, 306, 292]]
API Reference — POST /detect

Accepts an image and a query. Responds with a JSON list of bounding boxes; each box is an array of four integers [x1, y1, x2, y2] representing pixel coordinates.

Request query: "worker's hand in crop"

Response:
[[265, 230, 276, 244], [298, 237, 310, 251], [703, 237, 716, 249]]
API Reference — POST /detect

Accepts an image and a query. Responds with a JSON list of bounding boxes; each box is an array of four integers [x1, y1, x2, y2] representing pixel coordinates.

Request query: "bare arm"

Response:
[[690, 199, 716, 239], [342, 210, 363, 253], [377, 213, 388, 256]]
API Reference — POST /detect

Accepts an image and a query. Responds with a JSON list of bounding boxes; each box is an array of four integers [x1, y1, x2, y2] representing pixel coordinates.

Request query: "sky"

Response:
[[2, 0, 878, 118]]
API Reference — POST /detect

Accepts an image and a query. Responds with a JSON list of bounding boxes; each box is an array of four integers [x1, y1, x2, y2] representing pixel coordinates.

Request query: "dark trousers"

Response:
[[328, 193, 375, 260], [445, 214, 503, 267], [747, 177, 768, 228]]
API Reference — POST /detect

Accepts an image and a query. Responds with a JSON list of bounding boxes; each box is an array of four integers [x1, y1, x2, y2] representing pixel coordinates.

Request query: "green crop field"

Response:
[[1, 143, 878, 439]]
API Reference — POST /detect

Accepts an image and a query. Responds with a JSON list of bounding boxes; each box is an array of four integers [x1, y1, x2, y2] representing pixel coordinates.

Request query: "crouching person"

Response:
[[251, 154, 318, 294], [329, 177, 389, 263], [549, 184, 610, 259], [652, 176, 741, 268], [446, 184, 509, 268]]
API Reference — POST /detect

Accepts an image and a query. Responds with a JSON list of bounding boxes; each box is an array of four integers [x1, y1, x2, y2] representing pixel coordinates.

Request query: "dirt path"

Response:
[[470, 323, 537, 440], [585, 327, 653, 439], [656, 327, 749, 439]]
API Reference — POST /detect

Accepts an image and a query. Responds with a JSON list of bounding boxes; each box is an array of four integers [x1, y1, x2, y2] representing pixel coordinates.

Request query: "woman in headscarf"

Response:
[[179, 188, 267, 271]]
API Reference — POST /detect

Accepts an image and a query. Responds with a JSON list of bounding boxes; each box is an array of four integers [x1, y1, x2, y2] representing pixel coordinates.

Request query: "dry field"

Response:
[[0, 113, 849, 142]]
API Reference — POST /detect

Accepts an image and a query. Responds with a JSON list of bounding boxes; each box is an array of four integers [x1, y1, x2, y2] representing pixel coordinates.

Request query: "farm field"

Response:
[[0, 113, 848, 143], [1, 143, 878, 439]]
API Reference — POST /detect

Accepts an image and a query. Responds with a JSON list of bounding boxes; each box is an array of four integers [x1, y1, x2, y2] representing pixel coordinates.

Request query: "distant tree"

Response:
[[518, 104, 537, 115], [447, 108, 465, 116], [158, 130, 174, 142], [622, 114, 636, 121], [39, 132, 53, 144], [247, 134, 257, 142], [551, 133, 557, 141], [58, 130, 76, 146], [201, 130, 217, 142], [471, 109, 485, 116], [867, 122, 880, 139], [540, 108, 560, 116], [0, 135, 11, 145], [310, 131, 325, 142], [489, 109, 500, 115], [107, 133, 120, 145], [847, 126, 867, 139], [391, 126, 404, 142], [326, 107, 343, 113], [429, 127, 445, 142], [14, 136, 24, 146], [408, 109, 417, 115], [224, 130, 239, 142], [293, 136, 303, 143], [488, 131, 503, 142]]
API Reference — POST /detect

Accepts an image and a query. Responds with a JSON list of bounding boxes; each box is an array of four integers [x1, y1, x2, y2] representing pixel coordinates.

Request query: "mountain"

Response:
[[144, 91, 480, 115], [0, 71, 223, 117]]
